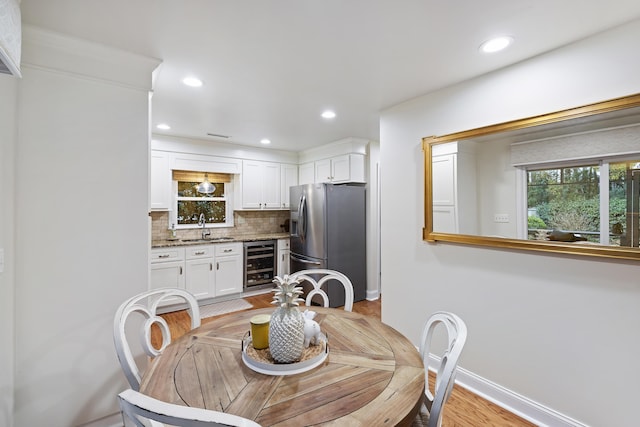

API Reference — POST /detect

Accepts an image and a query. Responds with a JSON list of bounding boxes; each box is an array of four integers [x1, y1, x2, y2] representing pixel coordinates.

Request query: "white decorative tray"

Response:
[[241, 332, 328, 376]]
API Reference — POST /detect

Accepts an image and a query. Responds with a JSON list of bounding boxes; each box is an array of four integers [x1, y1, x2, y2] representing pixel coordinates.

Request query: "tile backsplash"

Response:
[[151, 210, 290, 241]]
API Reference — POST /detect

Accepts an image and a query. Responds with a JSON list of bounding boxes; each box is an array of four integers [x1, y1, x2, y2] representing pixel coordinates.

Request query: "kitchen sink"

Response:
[[180, 237, 235, 243]]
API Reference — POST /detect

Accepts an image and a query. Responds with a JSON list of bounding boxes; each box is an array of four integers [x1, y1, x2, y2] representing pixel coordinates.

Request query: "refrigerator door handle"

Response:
[[290, 254, 322, 265], [299, 194, 307, 241]]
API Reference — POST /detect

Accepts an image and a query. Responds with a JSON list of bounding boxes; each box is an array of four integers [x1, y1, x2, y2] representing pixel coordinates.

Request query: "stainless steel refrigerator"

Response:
[[289, 183, 366, 307]]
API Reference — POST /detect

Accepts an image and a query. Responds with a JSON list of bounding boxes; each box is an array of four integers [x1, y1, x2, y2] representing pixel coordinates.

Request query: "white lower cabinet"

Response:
[[214, 242, 243, 296], [185, 245, 215, 300], [277, 238, 290, 277], [150, 247, 186, 306], [151, 242, 243, 307]]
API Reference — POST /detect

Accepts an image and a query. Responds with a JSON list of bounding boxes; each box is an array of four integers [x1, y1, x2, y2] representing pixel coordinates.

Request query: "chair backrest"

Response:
[[118, 388, 262, 427], [113, 288, 201, 390], [289, 269, 354, 311], [419, 311, 467, 427]]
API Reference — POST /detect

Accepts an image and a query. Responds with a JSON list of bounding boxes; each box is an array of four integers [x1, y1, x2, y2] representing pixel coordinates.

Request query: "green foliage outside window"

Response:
[[527, 160, 638, 246], [176, 180, 227, 225]]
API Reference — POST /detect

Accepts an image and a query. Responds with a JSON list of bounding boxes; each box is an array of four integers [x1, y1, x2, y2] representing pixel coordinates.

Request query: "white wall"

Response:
[[381, 18, 640, 427], [476, 138, 519, 238], [11, 28, 160, 426], [0, 73, 18, 427]]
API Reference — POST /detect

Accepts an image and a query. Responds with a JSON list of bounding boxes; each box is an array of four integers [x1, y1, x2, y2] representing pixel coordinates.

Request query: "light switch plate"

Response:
[[494, 213, 509, 223]]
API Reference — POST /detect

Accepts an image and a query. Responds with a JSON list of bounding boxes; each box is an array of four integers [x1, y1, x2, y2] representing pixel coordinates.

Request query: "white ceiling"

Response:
[[20, 0, 640, 152]]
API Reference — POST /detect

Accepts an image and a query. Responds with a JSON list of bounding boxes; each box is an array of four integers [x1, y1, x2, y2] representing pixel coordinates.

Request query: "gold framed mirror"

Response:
[[422, 93, 640, 261]]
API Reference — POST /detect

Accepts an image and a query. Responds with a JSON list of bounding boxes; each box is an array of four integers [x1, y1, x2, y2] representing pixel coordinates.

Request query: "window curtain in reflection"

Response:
[[511, 123, 640, 166]]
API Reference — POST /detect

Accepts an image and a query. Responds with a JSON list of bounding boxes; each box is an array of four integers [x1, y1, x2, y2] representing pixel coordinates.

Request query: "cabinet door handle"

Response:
[[195, 251, 205, 255], [224, 249, 232, 253], [158, 254, 170, 258], [216, 262, 220, 270], [179, 266, 183, 275], [210, 262, 212, 271]]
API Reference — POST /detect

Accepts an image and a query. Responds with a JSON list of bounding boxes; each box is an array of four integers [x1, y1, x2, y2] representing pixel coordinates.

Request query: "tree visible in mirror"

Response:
[[526, 160, 639, 246]]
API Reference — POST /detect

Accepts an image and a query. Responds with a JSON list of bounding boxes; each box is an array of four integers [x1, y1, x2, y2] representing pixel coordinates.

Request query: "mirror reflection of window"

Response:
[[612, 161, 640, 247], [423, 93, 640, 260], [526, 159, 640, 247], [527, 164, 599, 243]]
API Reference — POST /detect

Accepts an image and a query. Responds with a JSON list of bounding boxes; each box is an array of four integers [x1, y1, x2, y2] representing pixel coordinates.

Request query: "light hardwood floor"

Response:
[[155, 293, 535, 427]]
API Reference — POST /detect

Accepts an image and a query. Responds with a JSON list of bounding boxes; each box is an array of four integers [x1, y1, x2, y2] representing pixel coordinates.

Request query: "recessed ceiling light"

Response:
[[260, 138, 271, 145], [479, 36, 513, 53], [182, 76, 203, 87], [156, 123, 171, 130], [321, 110, 336, 119]]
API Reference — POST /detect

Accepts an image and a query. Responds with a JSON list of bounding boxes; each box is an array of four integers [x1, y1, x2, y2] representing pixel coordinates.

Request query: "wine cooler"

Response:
[[243, 240, 277, 289]]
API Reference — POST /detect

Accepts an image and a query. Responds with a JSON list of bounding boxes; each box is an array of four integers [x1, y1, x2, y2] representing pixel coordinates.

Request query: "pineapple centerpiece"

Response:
[[269, 275, 305, 363]]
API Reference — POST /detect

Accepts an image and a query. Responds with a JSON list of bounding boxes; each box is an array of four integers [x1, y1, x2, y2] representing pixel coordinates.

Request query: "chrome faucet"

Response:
[[198, 213, 211, 239]]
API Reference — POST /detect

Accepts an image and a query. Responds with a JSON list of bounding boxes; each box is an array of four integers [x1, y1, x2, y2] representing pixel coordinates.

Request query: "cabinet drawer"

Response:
[[150, 247, 185, 263], [186, 245, 214, 259], [278, 239, 290, 250], [215, 242, 242, 257]]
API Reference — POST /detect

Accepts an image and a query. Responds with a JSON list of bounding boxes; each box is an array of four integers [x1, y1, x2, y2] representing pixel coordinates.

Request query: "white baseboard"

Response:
[[365, 289, 380, 300], [428, 355, 590, 427]]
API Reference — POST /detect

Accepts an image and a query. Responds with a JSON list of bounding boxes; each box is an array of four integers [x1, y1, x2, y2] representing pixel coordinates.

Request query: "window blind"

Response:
[[510, 123, 640, 166], [172, 170, 232, 183]]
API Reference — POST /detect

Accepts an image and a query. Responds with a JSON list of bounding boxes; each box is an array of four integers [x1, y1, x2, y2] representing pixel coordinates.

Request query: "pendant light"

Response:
[[196, 173, 216, 194]]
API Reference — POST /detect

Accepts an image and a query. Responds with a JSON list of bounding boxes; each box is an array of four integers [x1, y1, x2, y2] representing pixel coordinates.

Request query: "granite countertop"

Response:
[[152, 232, 290, 248]]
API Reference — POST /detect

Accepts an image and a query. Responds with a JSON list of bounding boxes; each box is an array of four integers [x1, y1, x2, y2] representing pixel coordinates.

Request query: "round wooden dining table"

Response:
[[140, 307, 425, 426]]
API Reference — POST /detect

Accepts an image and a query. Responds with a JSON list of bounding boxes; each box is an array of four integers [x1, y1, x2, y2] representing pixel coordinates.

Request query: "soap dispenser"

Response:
[[170, 223, 177, 239]]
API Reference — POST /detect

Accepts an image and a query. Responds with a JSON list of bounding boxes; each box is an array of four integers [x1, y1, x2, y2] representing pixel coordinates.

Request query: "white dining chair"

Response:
[[289, 269, 354, 311], [118, 388, 262, 427], [113, 288, 201, 391], [413, 311, 467, 427]]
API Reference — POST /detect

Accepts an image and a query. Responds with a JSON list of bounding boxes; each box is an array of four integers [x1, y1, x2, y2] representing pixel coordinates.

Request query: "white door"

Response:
[[330, 155, 351, 182], [186, 258, 214, 300], [150, 261, 185, 305], [298, 162, 315, 185], [150, 150, 171, 210], [315, 159, 332, 183], [261, 162, 281, 208], [280, 164, 298, 208], [215, 255, 243, 295], [242, 160, 263, 208]]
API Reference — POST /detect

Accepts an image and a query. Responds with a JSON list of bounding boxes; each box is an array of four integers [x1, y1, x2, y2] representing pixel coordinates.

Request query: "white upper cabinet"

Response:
[[150, 138, 369, 211], [280, 163, 298, 208], [298, 162, 315, 185], [150, 150, 171, 210], [241, 160, 282, 209], [315, 154, 366, 184]]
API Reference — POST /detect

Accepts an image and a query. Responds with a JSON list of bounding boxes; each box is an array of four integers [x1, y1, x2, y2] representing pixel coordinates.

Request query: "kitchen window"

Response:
[[171, 171, 234, 228], [526, 157, 640, 246]]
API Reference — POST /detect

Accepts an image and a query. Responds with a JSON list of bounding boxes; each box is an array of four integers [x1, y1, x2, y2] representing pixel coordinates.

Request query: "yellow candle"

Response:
[[250, 314, 271, 350]]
